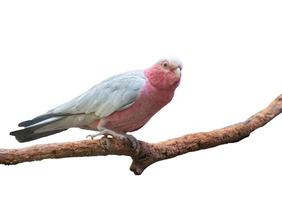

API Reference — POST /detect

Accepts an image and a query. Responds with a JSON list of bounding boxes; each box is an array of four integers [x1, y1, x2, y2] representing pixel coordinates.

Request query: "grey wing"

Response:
[[48, 70, 147, 118]]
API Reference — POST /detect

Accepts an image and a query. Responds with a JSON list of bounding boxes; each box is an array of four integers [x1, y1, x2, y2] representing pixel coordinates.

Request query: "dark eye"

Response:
[[162, 61, 169, 68]]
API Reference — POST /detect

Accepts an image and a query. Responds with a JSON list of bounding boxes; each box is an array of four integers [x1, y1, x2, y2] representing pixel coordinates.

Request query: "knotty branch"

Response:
[[1, 94, 281, 175]]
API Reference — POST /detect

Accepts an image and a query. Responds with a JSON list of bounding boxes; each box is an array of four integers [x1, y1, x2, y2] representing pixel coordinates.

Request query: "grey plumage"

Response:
[[18, 113, 66, 127], [10, 70, 147, 142], [48, 70, 146, 116], [10, 128, 67, 142]]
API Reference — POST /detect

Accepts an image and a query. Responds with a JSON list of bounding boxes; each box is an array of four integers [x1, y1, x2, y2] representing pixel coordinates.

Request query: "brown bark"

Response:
[[0, 94, 281, 175]]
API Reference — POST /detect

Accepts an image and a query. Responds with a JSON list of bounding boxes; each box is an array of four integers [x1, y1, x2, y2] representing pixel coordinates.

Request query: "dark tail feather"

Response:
[[18, 113, 63, 127], [10, 128, 67, 143]]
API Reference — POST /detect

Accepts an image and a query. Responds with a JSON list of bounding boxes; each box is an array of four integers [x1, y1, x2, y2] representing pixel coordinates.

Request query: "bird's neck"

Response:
[[144, 66, 180, 91]]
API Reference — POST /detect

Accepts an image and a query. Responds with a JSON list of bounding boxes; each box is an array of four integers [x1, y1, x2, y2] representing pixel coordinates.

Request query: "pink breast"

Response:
[[95, 80, 176, 133]]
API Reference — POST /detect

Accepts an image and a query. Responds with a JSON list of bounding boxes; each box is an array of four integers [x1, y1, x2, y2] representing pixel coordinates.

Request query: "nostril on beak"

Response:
[[178, 65, 182, 70]]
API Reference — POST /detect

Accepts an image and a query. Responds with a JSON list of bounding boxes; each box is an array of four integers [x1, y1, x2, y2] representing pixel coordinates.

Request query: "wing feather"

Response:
[[48, 70, 146, 118]]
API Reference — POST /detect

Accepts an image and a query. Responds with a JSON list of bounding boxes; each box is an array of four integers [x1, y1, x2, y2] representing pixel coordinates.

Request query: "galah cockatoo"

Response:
[[10, 58, 182, 148]]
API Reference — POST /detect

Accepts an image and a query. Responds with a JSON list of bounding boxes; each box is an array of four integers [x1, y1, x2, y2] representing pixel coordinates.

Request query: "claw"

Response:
[[86, 129, 140, 154], [86, 132, 112, 149], [125, 134, 140, 154], [86, 132, 104, 140], [100, 136, 111, 150]]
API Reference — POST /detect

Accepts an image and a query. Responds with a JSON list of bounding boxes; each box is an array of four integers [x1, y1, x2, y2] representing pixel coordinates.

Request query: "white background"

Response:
[[0, 0, 281, 199]]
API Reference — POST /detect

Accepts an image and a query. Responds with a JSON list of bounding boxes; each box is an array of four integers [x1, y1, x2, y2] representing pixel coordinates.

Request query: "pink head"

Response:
[[145, 57, 183, 89]]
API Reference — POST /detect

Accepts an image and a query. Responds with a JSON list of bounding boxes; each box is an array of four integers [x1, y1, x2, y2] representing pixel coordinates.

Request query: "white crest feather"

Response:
[[159, 56, 183, 68]]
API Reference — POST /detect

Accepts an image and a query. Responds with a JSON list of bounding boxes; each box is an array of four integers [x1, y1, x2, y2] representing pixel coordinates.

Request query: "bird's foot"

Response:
[[86, 132, 105, 140], [86, 132, 112, 150], [124, 134, 140, 153], [102, 130, 140, 153], [87, 129, 140, 153]]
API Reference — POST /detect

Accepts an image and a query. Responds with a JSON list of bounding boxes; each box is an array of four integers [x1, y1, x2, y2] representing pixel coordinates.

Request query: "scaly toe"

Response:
[[125, 135, 140, 153], [86, 135, 95, 140], [101, 136, 111, 149], [86, 132, 104, 140]]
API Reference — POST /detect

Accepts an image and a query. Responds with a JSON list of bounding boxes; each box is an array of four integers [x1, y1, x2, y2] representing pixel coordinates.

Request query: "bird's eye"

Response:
[[162, 61, 169, 68]]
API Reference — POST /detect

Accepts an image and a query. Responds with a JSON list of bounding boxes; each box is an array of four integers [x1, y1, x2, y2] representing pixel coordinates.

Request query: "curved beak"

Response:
[[173, 66, 181, 79]]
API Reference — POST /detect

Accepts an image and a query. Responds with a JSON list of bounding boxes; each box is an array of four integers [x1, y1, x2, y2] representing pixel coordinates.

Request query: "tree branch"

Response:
[[1, 94, 281, 175]]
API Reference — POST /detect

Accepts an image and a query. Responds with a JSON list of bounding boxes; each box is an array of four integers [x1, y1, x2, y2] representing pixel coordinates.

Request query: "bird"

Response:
[[10, 57, 182, 149]]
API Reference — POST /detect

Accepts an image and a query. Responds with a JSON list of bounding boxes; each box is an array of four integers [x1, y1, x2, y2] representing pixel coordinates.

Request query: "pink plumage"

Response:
[[86, 59, 182, 133]]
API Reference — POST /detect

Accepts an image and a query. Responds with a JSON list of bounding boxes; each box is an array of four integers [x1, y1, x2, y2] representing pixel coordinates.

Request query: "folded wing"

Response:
[[49, 70, 147, 118]]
